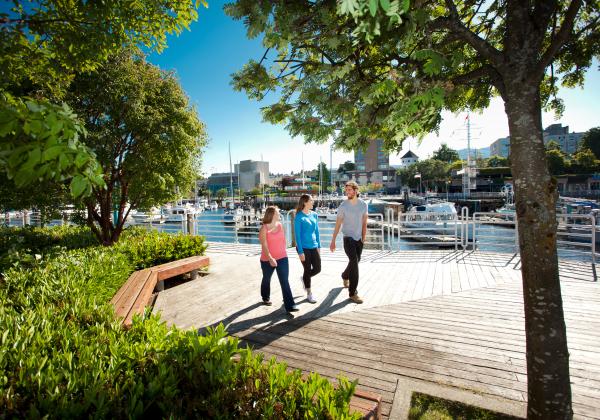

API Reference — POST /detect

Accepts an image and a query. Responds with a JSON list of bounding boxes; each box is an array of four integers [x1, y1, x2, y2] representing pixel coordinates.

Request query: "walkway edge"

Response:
[[388, 377, 527, 419]]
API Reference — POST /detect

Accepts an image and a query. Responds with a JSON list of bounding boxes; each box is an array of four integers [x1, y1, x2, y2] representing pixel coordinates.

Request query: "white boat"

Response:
[[131, 207, 165, 224], [404, 201, 472, 240], [164, 205, 201, 223], [209, 202, 219, 211], [222, 208, 243, 224]]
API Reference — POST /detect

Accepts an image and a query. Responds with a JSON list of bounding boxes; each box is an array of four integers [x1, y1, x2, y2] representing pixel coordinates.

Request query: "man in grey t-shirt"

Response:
[[330, 181, 368, 303]]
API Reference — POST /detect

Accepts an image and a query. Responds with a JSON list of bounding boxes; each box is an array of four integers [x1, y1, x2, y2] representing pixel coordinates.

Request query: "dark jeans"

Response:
[[300, 248, 321, 289], [342, 237, 363, 297], [260, 257, 295, 311]]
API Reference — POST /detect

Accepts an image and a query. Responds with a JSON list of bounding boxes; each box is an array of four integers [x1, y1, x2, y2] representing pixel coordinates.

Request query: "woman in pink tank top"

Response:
[[259, 206, 298, 312]]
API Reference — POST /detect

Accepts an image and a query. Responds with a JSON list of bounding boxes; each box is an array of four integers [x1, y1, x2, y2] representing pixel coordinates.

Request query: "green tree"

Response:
[[317, 162, 331, 191], [67, 52, 206, 245], [579, 127, 600, 159], [571, 148, 599, 174], [216, 188, 228, 200], [485, 155, 509, 168], [546, 149, 568, 175], [0, 0, 202, 196], [398, 159, 449, 191], [337, 160, 356, 174], [432, 144, 459, 163], [228, 2, 600, 416], [546, 140, 562, 151]]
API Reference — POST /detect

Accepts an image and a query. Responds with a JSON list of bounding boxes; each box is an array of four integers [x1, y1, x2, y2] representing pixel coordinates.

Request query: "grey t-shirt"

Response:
[[337, 198, 368, 241]]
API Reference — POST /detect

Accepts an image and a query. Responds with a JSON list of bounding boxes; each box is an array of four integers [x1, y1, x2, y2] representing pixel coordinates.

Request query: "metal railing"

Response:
[[4, 207, 598, 262]]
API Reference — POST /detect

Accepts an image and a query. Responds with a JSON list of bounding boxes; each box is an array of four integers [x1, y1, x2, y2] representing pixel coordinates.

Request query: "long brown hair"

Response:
[[262, 206, 278, 224], [295, 194, 312, 214]]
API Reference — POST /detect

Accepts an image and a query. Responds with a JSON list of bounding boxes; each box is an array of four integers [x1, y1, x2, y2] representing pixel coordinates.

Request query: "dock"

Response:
[[153, 243, 600, 419]]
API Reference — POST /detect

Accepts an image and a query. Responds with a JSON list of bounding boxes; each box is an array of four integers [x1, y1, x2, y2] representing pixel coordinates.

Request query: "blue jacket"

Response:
[[294, 211, 321, 255]]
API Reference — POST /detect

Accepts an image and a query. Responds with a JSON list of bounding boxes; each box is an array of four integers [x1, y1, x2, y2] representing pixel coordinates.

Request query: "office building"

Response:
[[234, 160, 270, 192]]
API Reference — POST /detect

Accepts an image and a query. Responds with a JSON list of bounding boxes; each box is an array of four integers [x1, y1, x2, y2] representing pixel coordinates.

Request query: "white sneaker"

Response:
[[307, 293, 317, 304]]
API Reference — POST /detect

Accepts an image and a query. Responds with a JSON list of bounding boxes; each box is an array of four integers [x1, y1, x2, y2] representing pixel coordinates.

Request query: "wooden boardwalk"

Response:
[[154, 243, 600, 419]]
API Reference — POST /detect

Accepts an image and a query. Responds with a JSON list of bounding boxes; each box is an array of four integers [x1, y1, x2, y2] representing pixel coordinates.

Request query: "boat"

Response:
[[131, 207, 165, 224], [222, 208, 243, 225], [403, 201, 473, 240], [164, 205, 202, 223]]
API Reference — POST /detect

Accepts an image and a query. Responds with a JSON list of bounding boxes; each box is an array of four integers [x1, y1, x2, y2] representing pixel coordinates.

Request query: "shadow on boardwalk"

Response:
[[199, 287, 352, 348]]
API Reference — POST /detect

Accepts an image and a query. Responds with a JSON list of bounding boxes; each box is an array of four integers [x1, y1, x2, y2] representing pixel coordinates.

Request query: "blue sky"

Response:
[[149, 2, 600, 175]]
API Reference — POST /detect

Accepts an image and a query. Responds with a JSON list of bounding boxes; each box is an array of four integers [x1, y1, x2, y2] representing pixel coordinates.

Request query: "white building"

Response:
[[234, 160, 270, 192], [543, 123, 584, 155], [400, 150, 419, 167], [490, 136, 511, 157]]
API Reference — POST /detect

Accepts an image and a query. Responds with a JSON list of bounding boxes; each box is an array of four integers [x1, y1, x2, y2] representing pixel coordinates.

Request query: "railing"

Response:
[[4, 207, 598, 262], [390, 209, 461, 250]]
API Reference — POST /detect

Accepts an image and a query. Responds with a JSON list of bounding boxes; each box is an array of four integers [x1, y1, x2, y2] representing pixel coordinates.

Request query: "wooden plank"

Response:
[[112, 269, 153, 318], [124, 271, 158, 326], [152, 255, 209, 280]]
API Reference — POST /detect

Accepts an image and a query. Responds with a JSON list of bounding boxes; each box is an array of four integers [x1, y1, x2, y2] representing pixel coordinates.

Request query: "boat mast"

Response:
[[229, 142, 234, 206]]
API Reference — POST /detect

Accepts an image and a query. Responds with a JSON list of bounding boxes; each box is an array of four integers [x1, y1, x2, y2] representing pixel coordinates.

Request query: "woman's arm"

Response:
[[294, 214, 304, 256], [314, 212, 321, 249], [259, 226, 277, 266]]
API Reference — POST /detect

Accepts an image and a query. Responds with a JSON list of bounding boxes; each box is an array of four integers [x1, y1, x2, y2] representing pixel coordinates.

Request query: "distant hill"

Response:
[[457, 146, 490, 159]]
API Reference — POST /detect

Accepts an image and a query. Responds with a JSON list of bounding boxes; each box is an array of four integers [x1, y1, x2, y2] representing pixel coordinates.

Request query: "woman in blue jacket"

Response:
[[294, 194, 321, 303]]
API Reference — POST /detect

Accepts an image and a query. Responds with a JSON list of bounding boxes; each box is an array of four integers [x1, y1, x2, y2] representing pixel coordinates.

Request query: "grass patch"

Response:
[[409, 392, 522, 420]]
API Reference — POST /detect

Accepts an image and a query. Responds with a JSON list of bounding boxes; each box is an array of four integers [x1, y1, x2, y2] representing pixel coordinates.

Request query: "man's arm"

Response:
[[330, 213, 343, 252], [361, 212, 368, 243]]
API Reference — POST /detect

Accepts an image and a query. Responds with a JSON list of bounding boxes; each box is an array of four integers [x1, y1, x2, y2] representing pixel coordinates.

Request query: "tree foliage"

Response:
[[432, 144, 460, 163], [485, 155, 509, 168], [67, 52, 206, 245], [579, 127, 600, 159], [0, 0, 203, 196], [397, 159, 449, 190]]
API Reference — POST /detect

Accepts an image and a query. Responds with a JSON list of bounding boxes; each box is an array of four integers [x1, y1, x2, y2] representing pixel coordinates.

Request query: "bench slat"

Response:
[[152, 255, 209, 281], [113, 269, 153, 319], [123, 271, 158, 326]]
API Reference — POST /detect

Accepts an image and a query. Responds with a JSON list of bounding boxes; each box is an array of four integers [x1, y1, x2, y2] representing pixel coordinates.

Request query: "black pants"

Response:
[[342, 237, 363, 297], [301, 248, 321, 289]]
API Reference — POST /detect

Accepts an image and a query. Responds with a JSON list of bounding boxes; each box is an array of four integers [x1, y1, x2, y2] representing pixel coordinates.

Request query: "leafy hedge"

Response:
[[0, 227, 359, 418]]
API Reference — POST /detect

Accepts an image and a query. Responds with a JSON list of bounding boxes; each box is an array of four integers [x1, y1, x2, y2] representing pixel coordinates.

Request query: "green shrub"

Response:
[[0, 228, 358, 418], [117, 228, 207, 269], [0, 225, 98, 271]]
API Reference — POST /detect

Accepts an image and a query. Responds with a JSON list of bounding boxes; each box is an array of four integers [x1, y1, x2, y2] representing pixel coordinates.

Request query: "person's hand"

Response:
[[330, 239, 336, 252], [299, 253, 305, 262], [269, 256, 277, 267], [317, 248, 320, 255]]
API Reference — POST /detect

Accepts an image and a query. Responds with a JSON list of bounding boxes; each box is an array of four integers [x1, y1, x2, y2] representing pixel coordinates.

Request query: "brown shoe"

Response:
[[349, 294, 363, 304], [343, 278, 349, 288]]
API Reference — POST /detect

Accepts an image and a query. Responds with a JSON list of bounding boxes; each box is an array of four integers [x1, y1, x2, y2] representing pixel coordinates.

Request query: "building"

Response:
[[355, 139, 389, 171], [234, 160, 270, 192], [489, 124, 584, 158], [206, 172, 238, 194], [400, 150, 419, 167], [543, 123, 584, 155], [490, 137, 511, 157]]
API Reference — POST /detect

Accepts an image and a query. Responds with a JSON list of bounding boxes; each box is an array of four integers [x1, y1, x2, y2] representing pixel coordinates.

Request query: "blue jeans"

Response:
[[260, 257, 295, 311]]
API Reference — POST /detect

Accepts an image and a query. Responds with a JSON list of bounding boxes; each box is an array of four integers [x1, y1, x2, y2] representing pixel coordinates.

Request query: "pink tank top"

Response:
[[260, 223, 287, 261]]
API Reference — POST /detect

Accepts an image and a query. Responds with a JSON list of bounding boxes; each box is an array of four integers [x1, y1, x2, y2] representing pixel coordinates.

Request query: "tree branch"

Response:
[[429, 3, 503, 69], [536, 0, 582, 76]]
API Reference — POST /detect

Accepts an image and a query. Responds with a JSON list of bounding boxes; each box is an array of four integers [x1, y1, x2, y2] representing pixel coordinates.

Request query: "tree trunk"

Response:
[[504, 84, 572, 419]]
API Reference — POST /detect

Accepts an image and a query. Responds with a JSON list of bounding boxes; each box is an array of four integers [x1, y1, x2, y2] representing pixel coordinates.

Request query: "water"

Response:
[[4, 208, 593, 262]]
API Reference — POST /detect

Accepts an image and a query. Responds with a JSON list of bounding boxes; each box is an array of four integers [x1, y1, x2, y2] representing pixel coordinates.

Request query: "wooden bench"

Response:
[[111, 255, 209, 327], [350, 389, 382, 419]]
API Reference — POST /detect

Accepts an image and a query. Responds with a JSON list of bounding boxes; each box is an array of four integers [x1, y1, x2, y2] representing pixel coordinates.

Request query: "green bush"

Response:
[[116, 228, 208, 269], [0, 225, 98, 271], [0, 228, 359, 418]]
